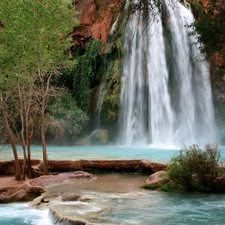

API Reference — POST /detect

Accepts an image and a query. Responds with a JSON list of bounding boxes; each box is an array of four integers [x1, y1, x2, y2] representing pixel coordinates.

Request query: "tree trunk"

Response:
[[0, 96, 21, 180], [40, 101, 48, 175]]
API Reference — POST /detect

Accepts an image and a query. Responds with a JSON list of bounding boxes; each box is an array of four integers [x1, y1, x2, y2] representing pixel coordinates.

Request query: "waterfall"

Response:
[[119, 0, 216, 147], [95, 82, 106, 129]]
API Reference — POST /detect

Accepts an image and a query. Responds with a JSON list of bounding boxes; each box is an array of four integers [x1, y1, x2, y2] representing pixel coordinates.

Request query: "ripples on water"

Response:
[[1, 192, 225, 225], [1, 145, 225, 224]]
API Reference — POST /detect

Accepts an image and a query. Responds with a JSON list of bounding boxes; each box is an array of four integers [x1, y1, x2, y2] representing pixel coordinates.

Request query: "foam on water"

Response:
[[0, 203, 53, 225]]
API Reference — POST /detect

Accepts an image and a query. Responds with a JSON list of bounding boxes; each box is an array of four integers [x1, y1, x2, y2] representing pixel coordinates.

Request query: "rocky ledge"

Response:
[[0, 171, 96, 203], [0, 159, 166, 176], [0, 159, 166, 203]]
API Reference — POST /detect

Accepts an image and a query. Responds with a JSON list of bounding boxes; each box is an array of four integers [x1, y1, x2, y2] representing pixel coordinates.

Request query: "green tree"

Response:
[[191, 0, 225, 60], [0, 0, 78, 178]]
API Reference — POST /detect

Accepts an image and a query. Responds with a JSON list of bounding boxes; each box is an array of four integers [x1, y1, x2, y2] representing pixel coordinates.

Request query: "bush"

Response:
[[141, 184, 161, 190], [166, 144, 224, 192]]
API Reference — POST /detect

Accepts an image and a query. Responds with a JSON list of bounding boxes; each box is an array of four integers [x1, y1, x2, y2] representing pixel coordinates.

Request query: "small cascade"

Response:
[[119, 0, 216, 146], [95, 82, 106, 129]]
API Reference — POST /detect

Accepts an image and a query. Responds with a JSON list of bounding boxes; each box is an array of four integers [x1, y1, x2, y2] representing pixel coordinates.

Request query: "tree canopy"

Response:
[[191, 0, 225, 61], [0, 0, 86, 178]]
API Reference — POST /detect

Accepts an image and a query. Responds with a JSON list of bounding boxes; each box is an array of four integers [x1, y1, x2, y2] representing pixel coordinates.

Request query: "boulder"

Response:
[[79, 194, 95, 202], [0, 184, 44, 203], [89, 129, 108, 145], [145, 171, 165, 185], [61, 193, 81, 201]]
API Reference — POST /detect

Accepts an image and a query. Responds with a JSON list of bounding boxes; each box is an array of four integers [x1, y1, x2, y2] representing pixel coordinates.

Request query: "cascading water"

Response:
[[120, 0, 216, 146]]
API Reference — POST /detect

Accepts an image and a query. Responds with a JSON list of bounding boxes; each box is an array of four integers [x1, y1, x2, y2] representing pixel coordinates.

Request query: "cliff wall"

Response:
[[71, 0, 122, 49]]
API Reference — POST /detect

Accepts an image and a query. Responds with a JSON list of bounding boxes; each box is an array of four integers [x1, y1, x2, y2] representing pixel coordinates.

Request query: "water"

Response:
[[119, 0, 216, 146], [0, 1, 221, 224], [0, 203, 53, 225], [0, 144, 180, 163], [95, 82, 107, 129], [1, 191, 225, 224], [1, 145, 225, 224]]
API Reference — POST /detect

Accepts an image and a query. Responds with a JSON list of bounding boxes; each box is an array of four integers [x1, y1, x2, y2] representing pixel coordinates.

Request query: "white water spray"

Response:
[[120, 0, 216, 146]]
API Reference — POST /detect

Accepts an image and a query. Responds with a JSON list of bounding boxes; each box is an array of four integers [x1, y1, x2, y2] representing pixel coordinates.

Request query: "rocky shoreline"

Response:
[[0, 159, 166, 203]]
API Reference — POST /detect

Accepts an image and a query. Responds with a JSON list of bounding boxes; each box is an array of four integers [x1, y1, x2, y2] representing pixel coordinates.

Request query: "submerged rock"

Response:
[[62, 193, 81, 201], [89, 129, 108, 145], [0, 171, 96, 203], [79, 195, 95, 202]]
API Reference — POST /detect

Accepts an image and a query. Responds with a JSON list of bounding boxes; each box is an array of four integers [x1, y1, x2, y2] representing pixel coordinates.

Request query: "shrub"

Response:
[[166, 144, 223, 192], [141, 184, 161, 190]]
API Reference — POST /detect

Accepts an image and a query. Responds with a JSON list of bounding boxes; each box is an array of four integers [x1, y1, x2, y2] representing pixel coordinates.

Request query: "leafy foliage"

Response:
[[191, 0, 225, 60], [166, 144, 224, 192], [72, 38, 101, 110], [46, 92, 89, 141], [0, 0, 79, 136], [0, 0, 81, 177]]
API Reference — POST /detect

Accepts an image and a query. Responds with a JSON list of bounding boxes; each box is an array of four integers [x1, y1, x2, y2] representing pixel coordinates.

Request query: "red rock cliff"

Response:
[[72, 0, 122, 48]]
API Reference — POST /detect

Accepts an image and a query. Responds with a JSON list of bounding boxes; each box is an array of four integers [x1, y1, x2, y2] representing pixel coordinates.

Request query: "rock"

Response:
[[141, 160, 166, 172], [0, 171, 96, 203], [89, 129, 108, 145], [30, 196, 44, 207], [28, 171, 97, 187], [79, 195, 95, 202], [145, 171, 165, 185], [73, 0, 122, 46], [47, 160, 82, 172], [80, 159, 141, 172], [42, 193, 62, 203], [0, 184, 44, 203], [50, 204, 87, 225], [30, 193, 62, 210], [61, 193, 81, 201], [0, 159, 41, 175]]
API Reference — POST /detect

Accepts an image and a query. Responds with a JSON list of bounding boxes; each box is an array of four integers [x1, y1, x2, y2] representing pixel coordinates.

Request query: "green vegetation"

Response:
[[190, 0, 225, 144], [72, 38, 102, 110], [0, 0, 80, 179], [46, 92, 89, 141], [141, 182, 181, 192], [191, 0, 225, 61], [167, 144, 222, 192], [143, 144, 225, 193], [141, 184, 161, 190]]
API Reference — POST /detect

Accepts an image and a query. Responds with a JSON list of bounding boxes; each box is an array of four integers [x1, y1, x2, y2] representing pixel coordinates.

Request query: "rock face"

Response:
[[72, 0, 122, 47], [0, 171, 97, 203], [0, 159, 167, 175], [46, 159, 166, 174]]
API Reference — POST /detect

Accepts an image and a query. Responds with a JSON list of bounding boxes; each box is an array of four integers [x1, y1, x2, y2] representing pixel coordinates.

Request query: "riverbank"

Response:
[[0, 157, 165, 204]]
